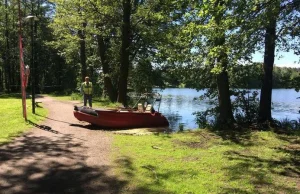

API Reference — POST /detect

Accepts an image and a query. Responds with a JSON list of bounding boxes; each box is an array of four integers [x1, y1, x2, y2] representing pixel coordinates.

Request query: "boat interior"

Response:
[[74, 92, 162, 115]]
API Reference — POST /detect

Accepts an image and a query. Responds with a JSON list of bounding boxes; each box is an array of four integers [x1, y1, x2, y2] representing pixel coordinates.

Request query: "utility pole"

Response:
[[31, 17, 35, 114], [25, 15, 38, 114]]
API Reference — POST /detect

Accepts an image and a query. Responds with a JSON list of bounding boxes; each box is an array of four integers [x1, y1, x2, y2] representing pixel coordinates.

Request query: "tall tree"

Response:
[[258, 1, 280, 122], [96, 32, 118, 101], [245, 0, 300, 122], [117, 0, 131, 106], [50, 0, 121, 95], [83, 0, 120, 101], [78, 21, 87, 81], [4, 0, 11, 92], [213, 0, 235, 124], [162, 0, 237, 125]]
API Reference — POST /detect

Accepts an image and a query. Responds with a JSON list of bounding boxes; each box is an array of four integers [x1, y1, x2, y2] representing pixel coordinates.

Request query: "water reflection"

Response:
[[155, 88, 300, 130], [164, 113, 182, 130]]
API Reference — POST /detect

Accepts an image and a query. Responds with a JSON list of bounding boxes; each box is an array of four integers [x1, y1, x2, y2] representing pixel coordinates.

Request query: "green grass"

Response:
[[47, 93, 122, 108], [46, 93, 81, 101], [0, 94, 48, 144], [113, 130, 300, 194]]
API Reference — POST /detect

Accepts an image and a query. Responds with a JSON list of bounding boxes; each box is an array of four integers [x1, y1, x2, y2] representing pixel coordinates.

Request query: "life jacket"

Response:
[[82, 82, 93, 94]]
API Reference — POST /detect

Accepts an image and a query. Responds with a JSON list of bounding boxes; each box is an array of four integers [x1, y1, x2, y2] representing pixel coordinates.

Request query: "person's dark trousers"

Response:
[[83, 94, 92, 107]]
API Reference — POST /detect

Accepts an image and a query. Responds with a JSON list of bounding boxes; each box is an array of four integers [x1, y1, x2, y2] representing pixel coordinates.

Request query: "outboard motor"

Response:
[[74, 106, 98, 116]]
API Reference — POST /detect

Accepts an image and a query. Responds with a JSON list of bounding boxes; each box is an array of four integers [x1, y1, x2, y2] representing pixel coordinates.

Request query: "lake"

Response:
[[155, 88, 300, 130]]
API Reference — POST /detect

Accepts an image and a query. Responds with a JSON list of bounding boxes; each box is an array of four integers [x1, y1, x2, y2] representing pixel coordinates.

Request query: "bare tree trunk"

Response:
[[215, 38, 235, 125], [4, 0, 11, 92], [259, 19, 277, 122], [0, 69, 2, 92], [117, 0, 131, 106], [78, 22, 87, 81], [96, 34, 117, 102]]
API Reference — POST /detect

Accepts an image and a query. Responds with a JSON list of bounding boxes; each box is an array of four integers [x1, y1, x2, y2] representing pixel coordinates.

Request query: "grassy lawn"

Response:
[[0, 94, 48, 144], [113, 130, 300, 194], [46, 93, 81, 101], [47, 93, 122, 108]]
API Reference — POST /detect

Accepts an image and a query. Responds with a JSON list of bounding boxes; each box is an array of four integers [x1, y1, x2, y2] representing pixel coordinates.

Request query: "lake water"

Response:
[[154, 88, 300, 130]]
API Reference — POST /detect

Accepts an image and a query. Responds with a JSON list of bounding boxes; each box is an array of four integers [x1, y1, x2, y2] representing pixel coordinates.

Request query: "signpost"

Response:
[[18, 0, 27, 121]]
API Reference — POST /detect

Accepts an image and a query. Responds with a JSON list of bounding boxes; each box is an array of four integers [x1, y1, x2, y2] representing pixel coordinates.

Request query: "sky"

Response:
[[253, 51, 299, 68]]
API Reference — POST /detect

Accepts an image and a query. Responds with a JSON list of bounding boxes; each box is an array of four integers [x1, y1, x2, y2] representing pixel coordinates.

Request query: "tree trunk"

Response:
[[214, 0, 235, 125], [4, 0, 11, 93], [0, 69, 2, 92], [78, 22, 87, 81], [117, 0, 131, 106], [96, 34, 117, 102], [215, 45, 235, 125], [258, 19, 277, 122]]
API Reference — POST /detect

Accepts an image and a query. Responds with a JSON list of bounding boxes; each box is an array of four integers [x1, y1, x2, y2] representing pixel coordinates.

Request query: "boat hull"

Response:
[[73, 106, 169, 129]]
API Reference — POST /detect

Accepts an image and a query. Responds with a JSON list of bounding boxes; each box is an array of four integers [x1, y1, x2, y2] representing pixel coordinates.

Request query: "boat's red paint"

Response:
[[73, 107, 169, 128]]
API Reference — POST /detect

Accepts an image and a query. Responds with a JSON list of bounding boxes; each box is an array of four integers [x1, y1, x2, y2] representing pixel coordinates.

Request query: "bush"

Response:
[[275, 118, 300, 130], [232, 90, 260, 125], [70, 92, 81, 100], [194, 90, 260, 129]]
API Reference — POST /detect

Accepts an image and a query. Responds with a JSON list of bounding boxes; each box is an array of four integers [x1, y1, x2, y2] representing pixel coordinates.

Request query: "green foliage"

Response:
[[274, 118, 300, 131], [275, 66, 300, 89], [232, 90, 260, 124], [48, 0, 179, 100], [194, 90, 260, 128], [70, 92, 81, 100], [193, 111, 211, 129], [130, 59, 154, 93], [292, 75, 300, 92], [193, 95, 219, 129], [229, 63, 300, 89], [229, 63, 263, 89]]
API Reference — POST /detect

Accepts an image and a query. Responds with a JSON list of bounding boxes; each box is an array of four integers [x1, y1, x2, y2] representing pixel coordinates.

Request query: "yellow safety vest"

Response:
[[82, 82, 93, 95]]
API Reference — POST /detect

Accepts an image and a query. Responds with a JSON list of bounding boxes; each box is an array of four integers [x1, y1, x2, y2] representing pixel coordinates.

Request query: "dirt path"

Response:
[[0, 96, 126, 194]]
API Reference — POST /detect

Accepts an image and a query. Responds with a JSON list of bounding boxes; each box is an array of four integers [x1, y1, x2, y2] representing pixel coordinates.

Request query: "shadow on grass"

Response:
[[0, 93, 45, 99], [202, 128, 300, 193], [221, 146, 300, 193], [114, 156, 174, 194], [210, 128, 253, 145], [0, 133, 127, 194], [0, 93, 22, 99]]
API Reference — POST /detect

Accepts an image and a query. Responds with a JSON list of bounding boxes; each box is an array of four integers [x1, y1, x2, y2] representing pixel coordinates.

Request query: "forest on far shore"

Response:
[[161, 64, 300, 89]]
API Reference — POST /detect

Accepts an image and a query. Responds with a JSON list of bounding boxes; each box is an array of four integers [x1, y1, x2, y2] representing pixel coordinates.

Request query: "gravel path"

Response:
[[0, 96, 126, 194]]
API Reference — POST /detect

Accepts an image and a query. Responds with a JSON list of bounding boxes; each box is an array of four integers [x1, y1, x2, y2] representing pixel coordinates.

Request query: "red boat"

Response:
[[73, 93, 169, 129]]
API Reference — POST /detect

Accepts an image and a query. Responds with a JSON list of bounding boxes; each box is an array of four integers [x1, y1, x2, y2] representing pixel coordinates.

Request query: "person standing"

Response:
[[81, 76, 93, 107]]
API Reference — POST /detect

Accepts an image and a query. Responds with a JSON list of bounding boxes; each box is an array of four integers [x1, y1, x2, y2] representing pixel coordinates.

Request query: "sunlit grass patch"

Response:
[[47, 93, 81, 101], [47, 93, 122, 108], [93, 98, 122, 108], [0, 94, 48, 144], [113, 130, 300, 194]]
